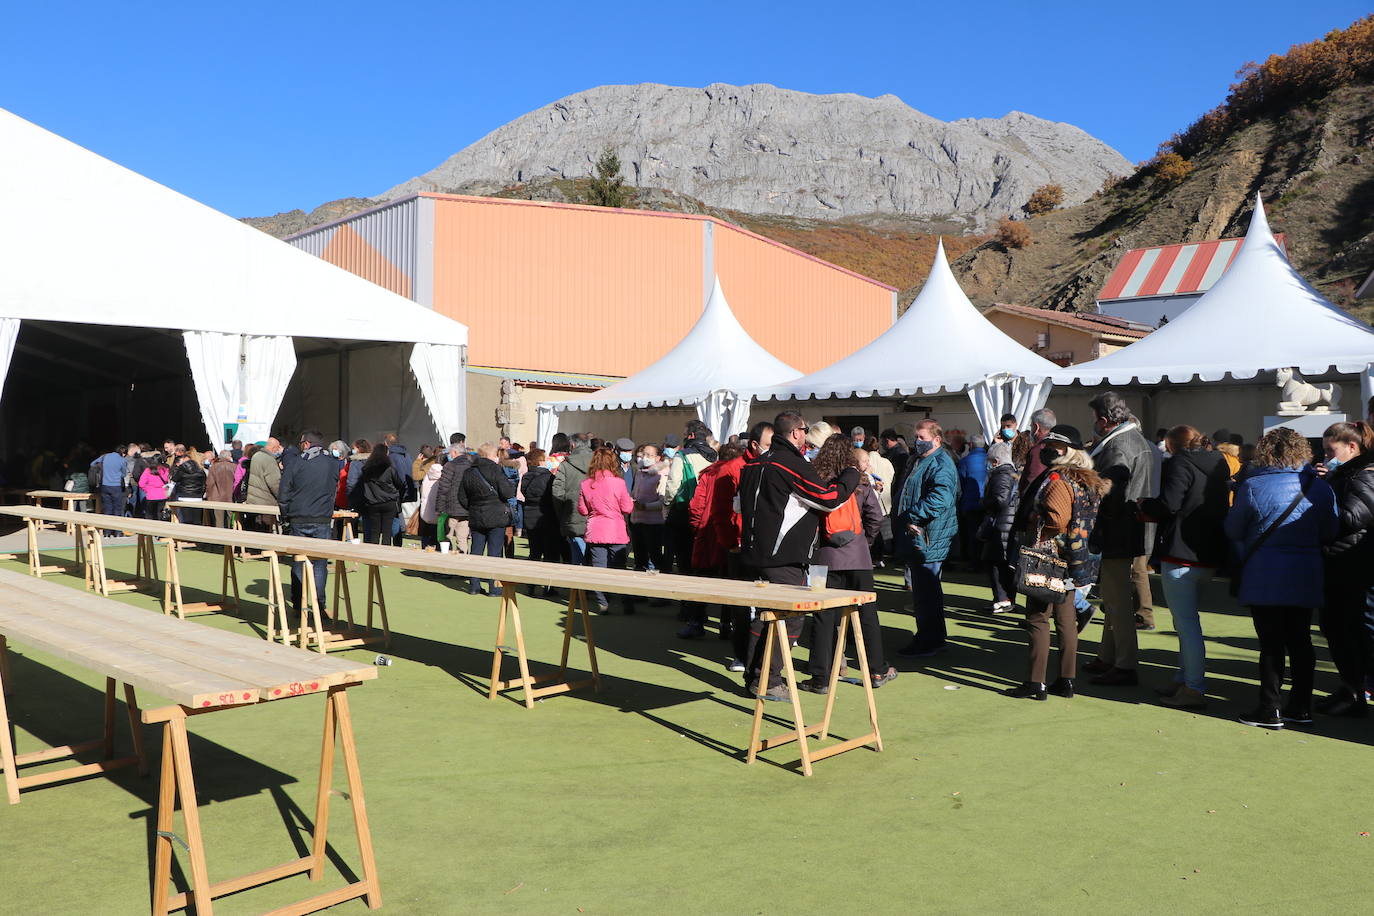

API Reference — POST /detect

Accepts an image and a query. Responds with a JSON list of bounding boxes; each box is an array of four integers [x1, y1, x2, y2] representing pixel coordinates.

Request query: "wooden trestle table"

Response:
[[0, 506, 881, 775], [0, 567, 380, 914]]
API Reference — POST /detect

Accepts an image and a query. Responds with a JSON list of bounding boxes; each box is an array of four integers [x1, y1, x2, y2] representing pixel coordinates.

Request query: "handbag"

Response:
[[1228, 482, 1308, 598], [1015, 541, 1071, 603]]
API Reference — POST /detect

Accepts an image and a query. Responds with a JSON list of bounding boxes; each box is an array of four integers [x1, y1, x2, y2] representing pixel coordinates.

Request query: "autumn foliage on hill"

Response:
[[995, 217, 1033, 249], [1025, 184, 1064, 215], [733, 216, 987, 292], [1164, 14, 1374, 159]]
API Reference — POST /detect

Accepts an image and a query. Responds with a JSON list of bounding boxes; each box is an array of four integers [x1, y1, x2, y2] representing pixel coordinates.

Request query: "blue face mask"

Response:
[[852, 440, 864, 448], [1000, 428, 1017, 441], [619, 450, 633, 463], [804, 447, 818, 461], [1327, 458, 1342, 472], [330, 448, 342, 458], [663, 447, 677, 459]]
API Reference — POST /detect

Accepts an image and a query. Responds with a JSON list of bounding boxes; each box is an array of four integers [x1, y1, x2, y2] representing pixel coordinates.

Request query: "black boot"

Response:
[[1007, 681, 1047, 701]]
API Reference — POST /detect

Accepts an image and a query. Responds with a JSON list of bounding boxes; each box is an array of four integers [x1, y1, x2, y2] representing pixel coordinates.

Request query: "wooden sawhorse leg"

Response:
[[134, 533, 160, 583], [162, 538, 187, 619], [0, 672, 146, 805], [488, 584, 600, 708], [296, 554, 327, 654], [264, 551, 286, 645], [148, 690, 381, 915], [25, 518, 62, 578], [744, 608, 883, 776]]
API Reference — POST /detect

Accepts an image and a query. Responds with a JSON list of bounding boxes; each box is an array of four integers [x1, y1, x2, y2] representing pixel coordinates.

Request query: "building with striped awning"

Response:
[[1097, 233, 1288, 325]]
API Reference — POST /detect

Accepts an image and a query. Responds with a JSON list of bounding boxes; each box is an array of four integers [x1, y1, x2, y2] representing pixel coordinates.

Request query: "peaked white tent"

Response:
[[536, 277, 799, 446], [0, 107, 469, 448], [1053, 195, 1374, 388], [752, 240, 1061, 438]]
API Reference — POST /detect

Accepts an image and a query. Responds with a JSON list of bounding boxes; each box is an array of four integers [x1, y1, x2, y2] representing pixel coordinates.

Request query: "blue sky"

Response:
[[2, 2, 1368, 217]]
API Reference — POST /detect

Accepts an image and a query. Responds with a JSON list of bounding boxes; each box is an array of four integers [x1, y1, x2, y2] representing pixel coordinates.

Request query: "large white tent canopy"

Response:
[[1052, 195, 1374, 387], [536, 277, 799, 446], [0, 107, 469, 448], [750, 240, 1060, 438]]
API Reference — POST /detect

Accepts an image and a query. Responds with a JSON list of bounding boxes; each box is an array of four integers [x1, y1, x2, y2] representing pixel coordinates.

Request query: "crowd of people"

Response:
[[44, 390, 1374, 729]]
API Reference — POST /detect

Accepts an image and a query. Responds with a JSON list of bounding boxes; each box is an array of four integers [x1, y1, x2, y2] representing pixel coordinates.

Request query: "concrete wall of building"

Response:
[[985, 312, 1097, 366]]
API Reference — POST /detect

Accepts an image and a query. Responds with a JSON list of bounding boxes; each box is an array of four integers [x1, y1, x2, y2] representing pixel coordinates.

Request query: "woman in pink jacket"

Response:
[[138, 455, 171, 520], [578, 447, 635, 613]]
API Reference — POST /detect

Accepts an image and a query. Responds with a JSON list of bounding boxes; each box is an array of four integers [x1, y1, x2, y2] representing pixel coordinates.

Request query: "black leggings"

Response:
[[1320, 577, 1374, 697], [362, 506, 397, 545], [809, 568, 886, 681]]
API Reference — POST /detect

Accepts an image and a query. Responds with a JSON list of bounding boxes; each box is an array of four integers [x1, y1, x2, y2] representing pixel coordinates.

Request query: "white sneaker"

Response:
[[990, 601, 1013, 614], [725, 658, 746, 673]]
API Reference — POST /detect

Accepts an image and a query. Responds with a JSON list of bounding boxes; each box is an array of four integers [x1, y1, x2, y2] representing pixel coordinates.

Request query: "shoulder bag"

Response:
[[1228, 481, 1308, 597]]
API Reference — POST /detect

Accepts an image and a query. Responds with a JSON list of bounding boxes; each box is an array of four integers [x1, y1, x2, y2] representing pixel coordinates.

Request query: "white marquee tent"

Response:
[[1051, 195, 1374, 390], [0, 107, 469, 450], [751, 240, 1061, 438], [535, 277, 799, 447]]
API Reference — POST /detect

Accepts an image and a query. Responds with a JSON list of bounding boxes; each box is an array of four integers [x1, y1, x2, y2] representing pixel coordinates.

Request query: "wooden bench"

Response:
[[25, 489, 91, 534], [1, 506, 882, 775], [0, 568, 379, 914]]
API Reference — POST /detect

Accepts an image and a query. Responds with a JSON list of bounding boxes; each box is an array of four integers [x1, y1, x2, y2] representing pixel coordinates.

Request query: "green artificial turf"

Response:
[[0, 544, 1370, 914]]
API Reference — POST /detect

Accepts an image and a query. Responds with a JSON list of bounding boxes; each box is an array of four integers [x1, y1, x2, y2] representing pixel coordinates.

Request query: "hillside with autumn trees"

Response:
[[950, 14, 1374, 320]]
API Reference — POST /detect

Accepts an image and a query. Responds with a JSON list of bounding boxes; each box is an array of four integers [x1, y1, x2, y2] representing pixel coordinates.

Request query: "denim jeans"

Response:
[[907, 558, 947, 648], [1161, 561, 1209, 691], [99, 485, 125, 534], [469, 526, 505, 594], [567, 535, 587, 566], [288, 521, 331, 614]]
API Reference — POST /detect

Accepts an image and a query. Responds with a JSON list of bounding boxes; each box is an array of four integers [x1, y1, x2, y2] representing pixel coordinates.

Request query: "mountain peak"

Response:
[[380, 82, 1130, 227]]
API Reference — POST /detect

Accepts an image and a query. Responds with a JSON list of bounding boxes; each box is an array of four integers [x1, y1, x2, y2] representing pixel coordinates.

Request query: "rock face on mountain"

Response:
[[381, 83, 1131, 227]]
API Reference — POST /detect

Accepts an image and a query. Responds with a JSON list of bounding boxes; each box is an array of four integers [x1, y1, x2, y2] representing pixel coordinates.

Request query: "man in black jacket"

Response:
[[278, 429, 342, 621], [457, 442, 516, 595], [739, 411, 859, 699], [433, 436, 472, 554]]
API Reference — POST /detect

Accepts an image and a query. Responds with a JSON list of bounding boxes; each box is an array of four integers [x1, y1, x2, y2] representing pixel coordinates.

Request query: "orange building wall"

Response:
[[712, 225, 892, 374], [431, 197, 703, 376]]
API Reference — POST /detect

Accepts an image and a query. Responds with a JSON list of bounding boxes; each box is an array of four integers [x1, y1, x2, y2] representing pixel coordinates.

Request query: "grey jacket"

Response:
[[1090, 422, 1155, 558], [551, 446, 593, 537]]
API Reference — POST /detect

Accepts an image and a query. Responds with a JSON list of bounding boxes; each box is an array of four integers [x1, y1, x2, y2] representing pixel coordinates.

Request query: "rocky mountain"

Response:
[[379, 83, 1131, 228]]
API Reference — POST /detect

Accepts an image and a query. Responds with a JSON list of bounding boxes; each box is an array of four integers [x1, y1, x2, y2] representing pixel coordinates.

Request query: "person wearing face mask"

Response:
[[629, 443, 668, 575], [616, 437, 637, 493], [1019, 408, 1057, 495], [862, 438, 895, 561], [665, 421, 719, 635], [804, 421, 834, 462], [519, 448, 562, 575], [1317, 422, 1374, 717], [850, 427, 868, 450], [999, 413, 1019, 444], [894, 419, 961, 657], [245, 435, 283, 510], [1006, 426, 1109, 700], [1082, 392, 1156, 687]]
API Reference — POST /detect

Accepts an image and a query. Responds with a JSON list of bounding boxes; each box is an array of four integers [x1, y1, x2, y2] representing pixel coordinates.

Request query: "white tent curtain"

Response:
[[536, 403, 560, 450], [409, 342, 466, 442], [235, 335, 297, 447], [967, 373, 1054, 441], [1362, 363, 1374, 416], [0, 318, 19, 402], [698, 389, 753, 441], [184, 331, 242, 451], [183, 331, 296, 450]]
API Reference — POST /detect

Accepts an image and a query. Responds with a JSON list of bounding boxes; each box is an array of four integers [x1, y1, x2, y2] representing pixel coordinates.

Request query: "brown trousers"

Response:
[[1131, 554, 1154, 624], [1027, 595, 1078, 684], [1095, 557, 1139, 670]]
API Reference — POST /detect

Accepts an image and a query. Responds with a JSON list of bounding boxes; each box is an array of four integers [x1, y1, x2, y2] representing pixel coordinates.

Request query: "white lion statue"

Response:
[[1275, 367, 1342, 413]]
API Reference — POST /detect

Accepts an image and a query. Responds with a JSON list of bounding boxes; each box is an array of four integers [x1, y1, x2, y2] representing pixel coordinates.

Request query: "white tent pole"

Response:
[[0, 318, 19, 403]]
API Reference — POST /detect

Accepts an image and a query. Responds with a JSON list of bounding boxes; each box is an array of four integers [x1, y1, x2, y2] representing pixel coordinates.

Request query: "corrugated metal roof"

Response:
[[468, 365, 621, 388], [1099, 234, 1288, 301], [985, 302, 1152, 339]]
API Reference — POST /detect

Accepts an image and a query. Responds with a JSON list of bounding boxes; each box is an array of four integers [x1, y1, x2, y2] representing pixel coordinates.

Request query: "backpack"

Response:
[[824, 493, 863, 547], [671, 455, 699, 506]]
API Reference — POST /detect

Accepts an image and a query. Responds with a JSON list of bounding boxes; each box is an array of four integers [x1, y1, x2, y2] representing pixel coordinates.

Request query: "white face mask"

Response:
[[331, 448, 342, 458], [639, 456, 656, 468]]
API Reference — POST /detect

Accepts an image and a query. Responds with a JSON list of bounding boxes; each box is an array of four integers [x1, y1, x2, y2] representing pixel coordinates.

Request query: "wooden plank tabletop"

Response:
[[0, 506, 873, 611], [26, 491, 90, 500], [168, 499, 277, 514], [0, 569, 375, 709]]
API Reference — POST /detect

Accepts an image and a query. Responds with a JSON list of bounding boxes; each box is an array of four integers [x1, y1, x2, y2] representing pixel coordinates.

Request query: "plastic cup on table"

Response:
[[807, 565, 829, 590], [439, 542, 450, 554]]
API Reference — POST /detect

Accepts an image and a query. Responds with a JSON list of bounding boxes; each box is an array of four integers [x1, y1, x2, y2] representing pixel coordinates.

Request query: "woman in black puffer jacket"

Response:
[[170, 454, 207, 523], [518, 448, 561, 564], [358, 444, 404, 545], [1318, 421, 1374, 717], [458, 442, 516, 595], [980, 440, 1021, 614]]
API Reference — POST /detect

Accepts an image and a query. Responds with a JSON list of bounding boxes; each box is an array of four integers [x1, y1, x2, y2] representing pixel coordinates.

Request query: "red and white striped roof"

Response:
[[1099, 234, 1287, 301]]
